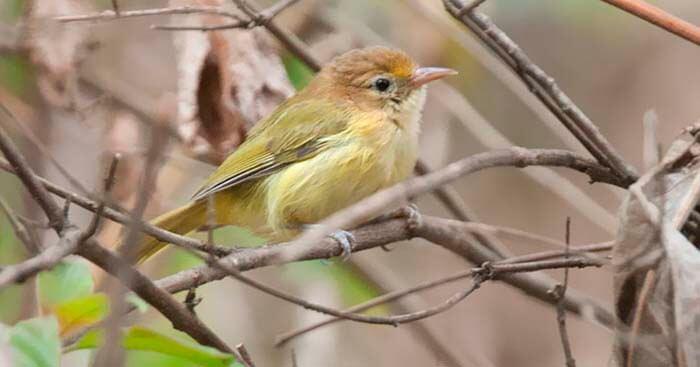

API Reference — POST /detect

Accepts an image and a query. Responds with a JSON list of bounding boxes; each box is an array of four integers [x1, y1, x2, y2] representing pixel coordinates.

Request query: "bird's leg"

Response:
[[302, 224, 356, 261]]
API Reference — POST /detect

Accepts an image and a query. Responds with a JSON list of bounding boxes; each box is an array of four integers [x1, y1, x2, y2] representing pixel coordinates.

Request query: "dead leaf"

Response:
[[170, 0, 294, 164], [612, 136, 700, 367]]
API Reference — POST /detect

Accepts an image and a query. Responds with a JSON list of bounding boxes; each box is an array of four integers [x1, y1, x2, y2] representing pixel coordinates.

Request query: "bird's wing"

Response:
[[191, 100, 349, 201]]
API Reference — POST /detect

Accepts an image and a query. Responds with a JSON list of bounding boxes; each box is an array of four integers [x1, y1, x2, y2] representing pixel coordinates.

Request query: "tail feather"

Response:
[[119, 201, 207, 264]]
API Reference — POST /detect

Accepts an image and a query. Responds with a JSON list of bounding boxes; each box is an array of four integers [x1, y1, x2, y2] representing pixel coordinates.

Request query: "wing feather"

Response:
[[191, 100, 348, 201]]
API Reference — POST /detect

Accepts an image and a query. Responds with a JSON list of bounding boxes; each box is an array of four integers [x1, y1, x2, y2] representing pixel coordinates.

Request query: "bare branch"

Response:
[[77, 241, 235, 353], [230, 0, 321, 70], [55, 6, 242, 23], [443, 0, 638, 184], [0, 157, 220, 256], [0, 229, 82, 287], [276, 246, 605, 346], [549, 218, 577, 367], [416, 216, 615, 326], [79, 154, 120, 244], [0, 103, 64, 230]]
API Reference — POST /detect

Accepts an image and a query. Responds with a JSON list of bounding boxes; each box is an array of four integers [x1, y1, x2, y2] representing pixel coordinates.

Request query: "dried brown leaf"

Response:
[[613, 137, 700, 367], [171, 0, 294, 164]]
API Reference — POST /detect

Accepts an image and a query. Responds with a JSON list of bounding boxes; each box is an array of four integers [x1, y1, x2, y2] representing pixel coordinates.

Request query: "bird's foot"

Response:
[[390, 203, 422, 231], [302, 225, 356, 261], [328, 229, 355, 261]]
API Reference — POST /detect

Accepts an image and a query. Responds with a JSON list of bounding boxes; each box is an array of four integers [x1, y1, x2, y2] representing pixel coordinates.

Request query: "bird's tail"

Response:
[[118, 200, 207, 264]]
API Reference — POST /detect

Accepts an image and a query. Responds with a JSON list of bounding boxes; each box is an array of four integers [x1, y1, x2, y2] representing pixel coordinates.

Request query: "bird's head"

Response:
[[307, 47, 457, 121]]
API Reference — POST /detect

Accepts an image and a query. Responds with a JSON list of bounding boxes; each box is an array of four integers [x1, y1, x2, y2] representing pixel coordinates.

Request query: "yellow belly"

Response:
[[214, 128, 415, 240]]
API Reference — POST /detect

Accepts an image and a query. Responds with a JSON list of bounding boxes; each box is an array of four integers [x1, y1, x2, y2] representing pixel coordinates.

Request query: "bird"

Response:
[[122, 46, 457, 264]]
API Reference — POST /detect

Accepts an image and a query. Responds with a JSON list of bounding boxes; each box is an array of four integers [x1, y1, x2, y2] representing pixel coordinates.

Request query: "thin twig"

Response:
[[417, 216, 615, 327], [230, 0, 321, 69], [549, 218, 577, 367], [344, 258, 470, 367], [443, 0, 638, 184], [55, 6, 243, 23], [209, 250, 487, 326], [0, 157, 229, 257], [0, 230, 82, 287], [151, 22, 247, 31], [276, 247, 605, 345], [79, 154, 120, 244], [457, 0, 487, 16], [0, 197, 40, 255], [600, 0, 700, 46]]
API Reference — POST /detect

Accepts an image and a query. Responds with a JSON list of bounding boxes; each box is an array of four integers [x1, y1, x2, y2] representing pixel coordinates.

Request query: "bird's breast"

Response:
[[262, 112, 420, 236]]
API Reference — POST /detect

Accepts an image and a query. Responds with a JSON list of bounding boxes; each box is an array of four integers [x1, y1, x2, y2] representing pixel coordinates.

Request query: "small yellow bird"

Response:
[[125, 46, 456, 263]]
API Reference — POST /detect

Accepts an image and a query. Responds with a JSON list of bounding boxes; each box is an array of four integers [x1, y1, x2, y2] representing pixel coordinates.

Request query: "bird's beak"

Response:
[[410, 67, 458, 88]]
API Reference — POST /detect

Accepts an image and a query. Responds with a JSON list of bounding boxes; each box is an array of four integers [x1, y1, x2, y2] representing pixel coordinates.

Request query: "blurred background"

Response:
[[1, 0, 699, 366]]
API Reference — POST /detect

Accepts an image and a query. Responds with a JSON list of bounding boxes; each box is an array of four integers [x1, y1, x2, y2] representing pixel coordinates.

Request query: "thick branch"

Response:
[[77, 241, 234, 353], [155, 218, 412, 293]]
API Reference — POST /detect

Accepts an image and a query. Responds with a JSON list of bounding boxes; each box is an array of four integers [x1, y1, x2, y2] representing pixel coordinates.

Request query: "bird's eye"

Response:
[[373, 77, 392, 92]]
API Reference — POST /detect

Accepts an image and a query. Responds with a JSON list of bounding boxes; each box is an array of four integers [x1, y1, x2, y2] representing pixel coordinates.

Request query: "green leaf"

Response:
[[282, 53, 314, 90], [37, 258, 94, 308], [127, 350, 203, 367], [53, 293, 109, 337], [8, 317, 60, 367], [123, 327, 238, 367], [69, 326, 242, 367]]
